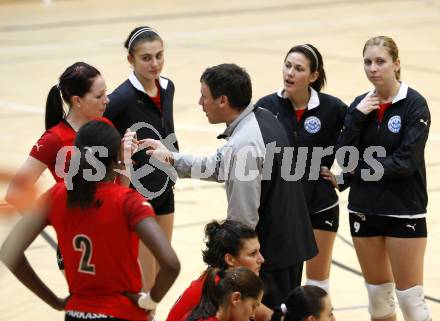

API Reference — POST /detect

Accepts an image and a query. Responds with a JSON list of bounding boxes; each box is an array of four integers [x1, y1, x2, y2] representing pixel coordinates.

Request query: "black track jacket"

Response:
[[256, 88, 347, 214], [104, 74, 178, 197], [337, 83, 430, 216]]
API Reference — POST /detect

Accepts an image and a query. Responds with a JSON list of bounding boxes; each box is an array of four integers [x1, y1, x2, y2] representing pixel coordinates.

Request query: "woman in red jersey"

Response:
[[0, 120, 180, 321], [6, 62, 110, 195], [167, 220, 272, 321], [4, 62, 137, 269], [185, 267, 264, 321]]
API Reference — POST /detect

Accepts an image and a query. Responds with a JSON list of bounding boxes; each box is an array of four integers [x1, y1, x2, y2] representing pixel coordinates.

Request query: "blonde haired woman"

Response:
[[337, 36, 431, 321]]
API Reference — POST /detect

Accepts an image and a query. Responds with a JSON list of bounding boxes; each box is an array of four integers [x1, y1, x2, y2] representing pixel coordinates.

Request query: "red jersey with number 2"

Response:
[[46, 181, 155, 320]]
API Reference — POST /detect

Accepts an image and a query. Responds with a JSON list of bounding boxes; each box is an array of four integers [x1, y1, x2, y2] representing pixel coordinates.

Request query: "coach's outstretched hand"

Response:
[[139, 138, 175, 166]]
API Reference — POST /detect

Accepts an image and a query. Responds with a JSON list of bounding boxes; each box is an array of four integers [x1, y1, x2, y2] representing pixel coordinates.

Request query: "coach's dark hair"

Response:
[[67, 120, 121, 209], [202, 220, 258, 270], [45, 62, 101, 130], [271, 285, 328, 321], [200, 63, 252, 111], [284, 44, 326, 92], [186, 267, 264, 321], [124, 26, 163, 55]]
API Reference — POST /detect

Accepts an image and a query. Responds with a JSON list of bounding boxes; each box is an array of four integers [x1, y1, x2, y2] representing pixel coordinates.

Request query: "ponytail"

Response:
[[45, 85, 65, 130], [186, 267, 264, 321], [46, 62, 101, 130], [67, 147, 98, 208], [66, 120, 121, 209], [186, 268, 219, 321]]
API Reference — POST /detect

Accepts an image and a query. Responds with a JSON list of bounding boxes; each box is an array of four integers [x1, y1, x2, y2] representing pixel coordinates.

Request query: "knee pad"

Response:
[[365, 282, 396, 319], [305, 278, 330, 293], [396, 285, 431, 321]]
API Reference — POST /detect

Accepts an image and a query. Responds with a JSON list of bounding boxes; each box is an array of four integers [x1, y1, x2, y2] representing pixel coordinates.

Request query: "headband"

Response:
[[128, 27, 159, 51], [301, 44, 319, 69]]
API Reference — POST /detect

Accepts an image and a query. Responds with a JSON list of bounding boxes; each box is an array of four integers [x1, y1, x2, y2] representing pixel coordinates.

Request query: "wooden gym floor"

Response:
[[0, 0, 439, 320]]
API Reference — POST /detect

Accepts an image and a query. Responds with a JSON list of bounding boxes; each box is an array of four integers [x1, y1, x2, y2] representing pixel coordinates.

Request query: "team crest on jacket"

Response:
[[304, 116, 321, 134], [388, 115, 401, 133]]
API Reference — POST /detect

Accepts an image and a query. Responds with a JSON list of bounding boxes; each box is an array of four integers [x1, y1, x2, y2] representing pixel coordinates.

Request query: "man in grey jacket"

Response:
[[142, 63, 317, 308]]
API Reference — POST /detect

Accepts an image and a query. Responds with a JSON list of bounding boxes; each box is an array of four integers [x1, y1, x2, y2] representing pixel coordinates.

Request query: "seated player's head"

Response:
[[202, 220, 264, 275]]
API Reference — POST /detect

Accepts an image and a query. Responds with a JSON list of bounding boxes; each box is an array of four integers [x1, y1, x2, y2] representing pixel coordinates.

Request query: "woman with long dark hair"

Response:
[[186, 267, 264, 321], [5, 62, 138, 270], [256, 44, 346, 294], [5, 62, 115, 271], [6, 62, 109, 195], [167, 220, 271, 321], [0, 120, 180, 321]]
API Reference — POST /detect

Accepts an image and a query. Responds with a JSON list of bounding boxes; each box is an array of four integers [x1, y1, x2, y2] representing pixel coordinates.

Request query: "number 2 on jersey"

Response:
[[73, 234, 96, 275]]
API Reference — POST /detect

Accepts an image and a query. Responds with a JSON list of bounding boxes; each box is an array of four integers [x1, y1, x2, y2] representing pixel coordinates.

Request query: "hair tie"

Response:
[[214, 274, 221, 285], [211, 222, 221, 234], [217, 269, 226, 278], [280, 303, 288, 315], [215, 269, 227, 285], [300, 44, 319, 69], [128, 27, 159, 50]]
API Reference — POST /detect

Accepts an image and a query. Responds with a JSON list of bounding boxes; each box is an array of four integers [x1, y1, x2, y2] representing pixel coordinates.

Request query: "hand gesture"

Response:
[[356, 94, 380, 115], [121, 129, 139, 163], [320, 166, 338, 190], [138, 139, 174, 166]]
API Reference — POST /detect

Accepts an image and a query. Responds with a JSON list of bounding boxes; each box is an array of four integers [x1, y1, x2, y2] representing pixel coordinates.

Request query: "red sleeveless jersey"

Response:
[[46, 181, 154, 320]]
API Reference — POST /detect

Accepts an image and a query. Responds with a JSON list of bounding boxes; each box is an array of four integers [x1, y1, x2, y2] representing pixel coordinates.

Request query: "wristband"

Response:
[[137, 292, 159, 310], [281, 303, 288, 315]]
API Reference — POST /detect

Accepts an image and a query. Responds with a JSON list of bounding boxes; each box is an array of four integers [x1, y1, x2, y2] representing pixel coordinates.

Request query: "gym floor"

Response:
[[0, 0, 439, 320]]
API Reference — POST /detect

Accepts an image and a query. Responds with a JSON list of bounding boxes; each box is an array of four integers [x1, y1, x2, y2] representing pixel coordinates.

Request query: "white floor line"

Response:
[[334, 304, 368, 311], [0, 100, 44, 114]]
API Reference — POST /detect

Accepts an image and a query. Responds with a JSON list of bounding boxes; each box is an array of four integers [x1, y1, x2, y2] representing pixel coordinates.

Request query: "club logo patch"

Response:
[[388, 115, 401, 133], [304, 116, 321, 134]]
